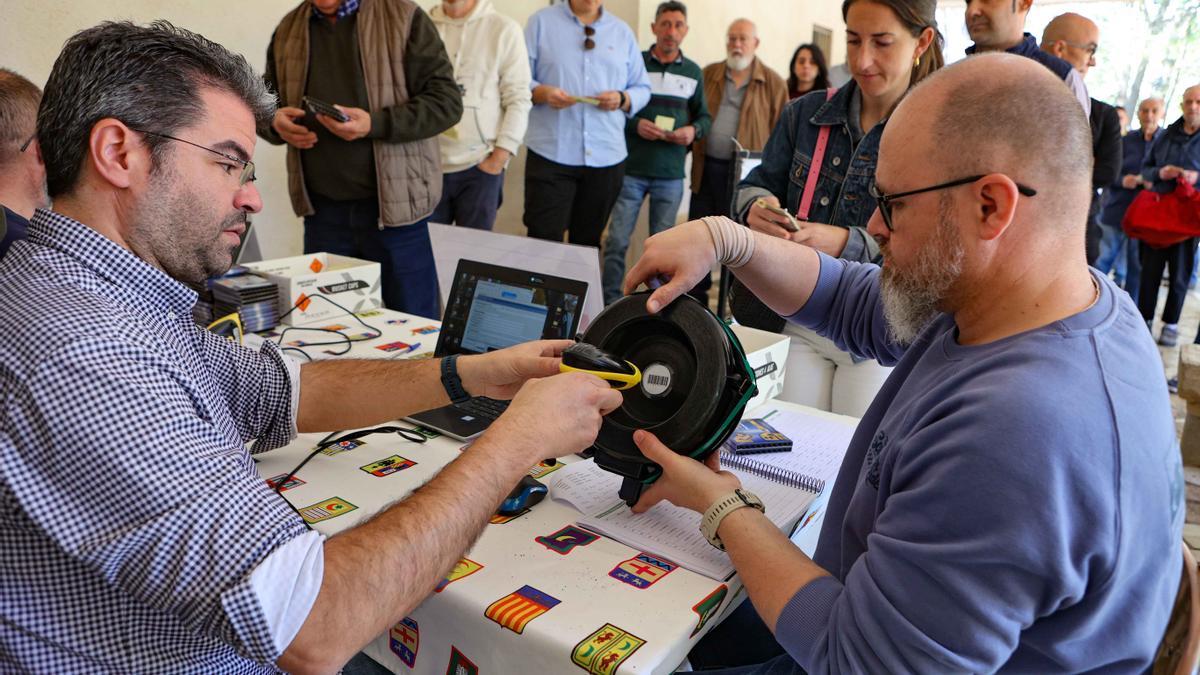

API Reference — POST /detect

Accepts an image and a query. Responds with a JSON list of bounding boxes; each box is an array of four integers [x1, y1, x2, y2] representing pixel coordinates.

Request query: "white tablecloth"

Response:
[[249, 308, 853, 674]]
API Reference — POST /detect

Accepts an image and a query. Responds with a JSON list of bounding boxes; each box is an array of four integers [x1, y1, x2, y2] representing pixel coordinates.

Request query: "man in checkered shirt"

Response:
[[0, 20, 622, 674]]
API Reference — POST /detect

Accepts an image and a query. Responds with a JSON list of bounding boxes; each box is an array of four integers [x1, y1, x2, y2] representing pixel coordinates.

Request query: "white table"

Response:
[[249, 309, 855, 674]]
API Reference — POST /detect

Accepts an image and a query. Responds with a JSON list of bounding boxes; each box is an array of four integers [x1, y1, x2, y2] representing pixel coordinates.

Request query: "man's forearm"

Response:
[[719, 507, 830, 630], [297, 359, 448, 432], [278, 433, 533, 673], [731, 229, 823, 317]]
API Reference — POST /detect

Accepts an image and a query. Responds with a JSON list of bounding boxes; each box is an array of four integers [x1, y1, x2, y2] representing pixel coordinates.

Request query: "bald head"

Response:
[[1041, 13, 1099, 76], [728, 18, 756, 37], [886, 53, 1092, 227], [1183, 85, 1200, 130]]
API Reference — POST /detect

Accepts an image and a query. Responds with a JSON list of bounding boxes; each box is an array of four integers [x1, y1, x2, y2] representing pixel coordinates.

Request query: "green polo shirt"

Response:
[[623, 48, 711, 179]]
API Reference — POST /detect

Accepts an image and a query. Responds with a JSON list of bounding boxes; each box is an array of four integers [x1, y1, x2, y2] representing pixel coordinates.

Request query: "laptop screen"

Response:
[[437, 260, 588, 355]]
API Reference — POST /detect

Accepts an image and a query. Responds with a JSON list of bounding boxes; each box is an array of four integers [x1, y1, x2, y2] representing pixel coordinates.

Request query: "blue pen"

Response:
[[403, 342, 421, 354]]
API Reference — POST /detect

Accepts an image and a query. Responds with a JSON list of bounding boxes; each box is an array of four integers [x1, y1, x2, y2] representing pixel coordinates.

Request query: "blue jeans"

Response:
[[430, 165, 504, 231], [304, 193, 440, 318], [1095, 223, 1127, 282], [602, 175, 683, 304]]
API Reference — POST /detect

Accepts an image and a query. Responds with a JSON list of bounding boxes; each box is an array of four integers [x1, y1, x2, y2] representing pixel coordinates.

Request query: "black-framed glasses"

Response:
[[1061, 40, 1098, 56], [869, 175, 1037, 232], [131, 128, 256, 186], [19, 133, 34, 153], [583, 25, 595, 51]]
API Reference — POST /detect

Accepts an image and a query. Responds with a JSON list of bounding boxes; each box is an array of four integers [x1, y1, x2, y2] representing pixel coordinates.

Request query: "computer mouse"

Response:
[[497, 475, 547, 516]]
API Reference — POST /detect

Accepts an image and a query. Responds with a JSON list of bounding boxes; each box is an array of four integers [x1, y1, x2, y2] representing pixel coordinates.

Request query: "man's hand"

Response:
[[595, 90, 622, 112], [1121, 174, 1144, 189], [631, 430, 741, 514], [457, 340, 571, 400], [1161, 165, 1183, 180], [486, 372, 623, 461], [637, 118, 667, 141], [272, 106, 317, 149], [477, 148, 510, 176], [1185, 169, 1200, 185], [746, 196, 794, 240], [315, 105, 371, 141], [622, 219, 718, 314], [791, 221, 850, 257], [666, 125, 695, 146], [534, 85, 576, 109]]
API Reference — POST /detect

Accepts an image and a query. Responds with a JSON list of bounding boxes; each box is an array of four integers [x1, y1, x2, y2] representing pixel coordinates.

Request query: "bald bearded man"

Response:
[[623, 53, 1180, 674]]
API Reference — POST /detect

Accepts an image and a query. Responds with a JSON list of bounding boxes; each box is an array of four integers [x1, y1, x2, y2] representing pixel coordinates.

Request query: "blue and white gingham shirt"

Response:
[[0, 210, 319, 672]]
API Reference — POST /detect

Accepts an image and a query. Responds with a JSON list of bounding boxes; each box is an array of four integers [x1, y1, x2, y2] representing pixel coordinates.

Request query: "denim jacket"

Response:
[[734, 81, 882, 263]]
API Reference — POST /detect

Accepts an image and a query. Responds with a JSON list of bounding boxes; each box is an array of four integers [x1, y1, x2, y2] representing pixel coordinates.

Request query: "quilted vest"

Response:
[[272, 0, 443, 226]]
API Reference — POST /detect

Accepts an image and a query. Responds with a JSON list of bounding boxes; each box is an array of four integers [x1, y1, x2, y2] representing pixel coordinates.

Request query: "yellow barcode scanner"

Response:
[[559, 343, 642, 390]]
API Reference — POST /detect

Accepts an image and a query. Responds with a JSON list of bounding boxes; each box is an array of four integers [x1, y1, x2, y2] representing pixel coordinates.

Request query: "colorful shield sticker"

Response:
[[484, 585, 561, 634], [572, 623, 645, 674]]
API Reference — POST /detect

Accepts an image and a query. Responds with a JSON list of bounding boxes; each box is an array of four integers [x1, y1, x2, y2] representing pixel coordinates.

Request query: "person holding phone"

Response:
[[731, 0, 943, 417], [259, 0, 463, 318]]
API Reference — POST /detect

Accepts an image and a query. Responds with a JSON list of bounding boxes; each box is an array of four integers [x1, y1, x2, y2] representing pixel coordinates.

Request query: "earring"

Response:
[[914, 55, 921, 68]]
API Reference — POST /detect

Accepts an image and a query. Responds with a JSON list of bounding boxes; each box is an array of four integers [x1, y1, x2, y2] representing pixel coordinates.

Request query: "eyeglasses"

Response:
[[19, 133, 34, 153], [583, 25, 595, 51], [1061, 40, 1098, 56], [131, 129, 257, 186], [869, 175, 1037, 232]]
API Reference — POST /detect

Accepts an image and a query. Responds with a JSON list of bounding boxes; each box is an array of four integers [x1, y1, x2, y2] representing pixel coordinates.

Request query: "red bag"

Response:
[[1122, 177, 1200, 249]]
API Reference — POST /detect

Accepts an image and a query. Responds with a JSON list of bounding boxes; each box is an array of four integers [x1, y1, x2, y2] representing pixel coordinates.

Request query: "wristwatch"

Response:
[[700, 488, 765, 551], [618, 90, 628, 110], [440, 354, 471, 404]]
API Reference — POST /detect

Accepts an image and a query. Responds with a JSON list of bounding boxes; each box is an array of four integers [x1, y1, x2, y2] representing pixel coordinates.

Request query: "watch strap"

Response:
[[441, 354, 471, 404], [700, 488, 765, 550]]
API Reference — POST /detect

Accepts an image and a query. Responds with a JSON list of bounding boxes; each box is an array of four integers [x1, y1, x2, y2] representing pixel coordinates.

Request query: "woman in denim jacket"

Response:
[[731, 0, 944, 416]]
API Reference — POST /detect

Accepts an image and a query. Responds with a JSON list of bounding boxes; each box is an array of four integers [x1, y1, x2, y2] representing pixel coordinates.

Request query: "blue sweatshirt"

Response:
[[773, 254, 1183, 673]]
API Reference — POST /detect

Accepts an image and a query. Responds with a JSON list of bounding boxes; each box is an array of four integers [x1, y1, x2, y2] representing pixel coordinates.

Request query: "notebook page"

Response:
[[722, 405, 857, 487], [550, 460, 819, 580]]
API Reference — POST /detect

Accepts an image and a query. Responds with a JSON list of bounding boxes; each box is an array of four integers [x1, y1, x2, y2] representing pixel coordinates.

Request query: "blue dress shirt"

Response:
[[524, 1, 650, 167]]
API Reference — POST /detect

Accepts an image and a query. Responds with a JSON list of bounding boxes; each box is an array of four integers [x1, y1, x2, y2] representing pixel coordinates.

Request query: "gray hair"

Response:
[[38, 20, 276, 199], [0, 69, 42, 170]]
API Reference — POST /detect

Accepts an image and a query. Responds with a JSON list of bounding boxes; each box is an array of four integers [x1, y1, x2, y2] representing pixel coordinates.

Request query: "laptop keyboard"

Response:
[[455, 396, 510, 420]]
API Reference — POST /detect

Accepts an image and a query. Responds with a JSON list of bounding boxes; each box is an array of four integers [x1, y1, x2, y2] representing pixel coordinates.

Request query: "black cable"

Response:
[[273, 426, 428, 530], [273, 294, 383, 356]]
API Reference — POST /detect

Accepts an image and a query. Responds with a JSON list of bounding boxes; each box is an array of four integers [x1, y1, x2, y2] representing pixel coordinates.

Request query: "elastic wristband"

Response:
[[702, 216, 756, 268]]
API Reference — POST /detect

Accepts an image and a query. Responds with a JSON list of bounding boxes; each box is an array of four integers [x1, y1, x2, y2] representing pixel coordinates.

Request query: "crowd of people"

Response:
[[0, 0, 1193, 672]]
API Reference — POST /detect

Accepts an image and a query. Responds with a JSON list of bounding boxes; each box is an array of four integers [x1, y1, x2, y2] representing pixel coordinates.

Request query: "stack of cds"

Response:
[[192, 287, 214, 326], [210, 273, 280, 333]]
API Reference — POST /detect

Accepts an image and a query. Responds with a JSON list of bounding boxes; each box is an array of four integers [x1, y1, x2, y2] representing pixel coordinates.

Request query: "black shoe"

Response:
[[1169, 377, 1179, 394]]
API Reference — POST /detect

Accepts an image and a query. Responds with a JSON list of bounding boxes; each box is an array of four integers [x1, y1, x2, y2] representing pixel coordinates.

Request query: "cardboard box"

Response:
[[243, 253, 382, 326], [730, 323, 790, 411]]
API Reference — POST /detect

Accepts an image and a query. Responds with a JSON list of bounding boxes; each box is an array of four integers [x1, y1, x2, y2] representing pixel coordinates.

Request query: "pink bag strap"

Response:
[[797, 87, 838, 221]]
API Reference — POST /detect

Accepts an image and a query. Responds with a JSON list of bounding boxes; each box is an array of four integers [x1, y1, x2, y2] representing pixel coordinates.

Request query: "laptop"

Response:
[[406, 259, 588, 440]]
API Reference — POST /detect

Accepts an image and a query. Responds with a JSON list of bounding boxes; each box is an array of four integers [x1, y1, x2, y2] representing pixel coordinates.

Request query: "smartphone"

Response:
[[755, 199, 799, 232], [302, 96, 350, 123]]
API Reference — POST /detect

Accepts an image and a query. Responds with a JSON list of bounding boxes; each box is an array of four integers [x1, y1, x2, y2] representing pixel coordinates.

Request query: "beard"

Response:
[[130, 161, 245, 285], [879, 195, 964, 345], [726, 53, 753, 71]]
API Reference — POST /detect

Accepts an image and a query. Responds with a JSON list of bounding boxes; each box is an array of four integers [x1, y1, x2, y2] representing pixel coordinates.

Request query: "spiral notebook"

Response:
[[549, 406, 854, 580]]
